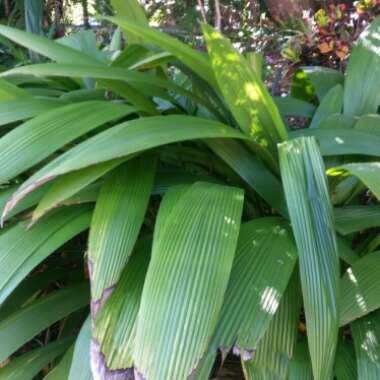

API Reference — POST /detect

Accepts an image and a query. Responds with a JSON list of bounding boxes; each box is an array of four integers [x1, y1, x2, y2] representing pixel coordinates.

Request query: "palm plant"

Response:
[[0, 0, 379, 378]]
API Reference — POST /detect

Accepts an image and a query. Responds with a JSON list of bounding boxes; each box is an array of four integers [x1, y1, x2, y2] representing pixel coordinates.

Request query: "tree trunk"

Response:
[[54, 0, 64, 37], [82, 0, 89, 28]]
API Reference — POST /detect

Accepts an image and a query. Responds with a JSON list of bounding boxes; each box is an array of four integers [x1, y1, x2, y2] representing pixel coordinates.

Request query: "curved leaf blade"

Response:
[[309, 84, 343, 129], [0, 206, 91, 305], [133, 182, 244, 380], [88, 156, 156, 306], [2, 115, 246, 220], [0, 98, 66, 127], [334, 206, 380, 235], [69, 317, 93, 380], [213, 217, 297, 356], [92, 240, 150, 377], [334, 339, 357, 380], [103, 16, 217, 88], [279, 137, 340, 380], [352, 309, 380, 379], [344, 17, 380, 116], [203, 24, 287, 156], [0, 24, 99, 65], [0, 338, 73, 380], [0, 283, 89, 363], [242, 275, 300, 379], [206, 139, 287, 216], [340, 251, 380, 326], [32, 158, 127, 224], [0, 101, 136, 185]]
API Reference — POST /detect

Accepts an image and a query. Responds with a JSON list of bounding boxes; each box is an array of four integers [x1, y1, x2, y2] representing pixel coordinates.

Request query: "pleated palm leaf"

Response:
[[0, 0, 379, 378]]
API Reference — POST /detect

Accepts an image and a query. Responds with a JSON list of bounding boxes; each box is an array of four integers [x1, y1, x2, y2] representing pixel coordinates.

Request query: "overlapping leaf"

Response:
[[335, 206, 380, 235], [0, 98, 66, 127], [309, 84, 343, 128], [88, 156, 155, 305], [340, 251, 380, 325], [279, 136, 340, 380], [133, 182, 244, 380], [203, 24, 287, 158], [212, 217, 297, 356], [0, 283, 89, 362], [2, 115, 246, 220], [334, 339, 357, 380], [0, 338, 73, 380], [0, 100, 135, 184], [352, 309, 380, 379], [32, 157, 127, 224], [103, 17, 216, 88], [0, 206, 91, 305], [68, 317, 93, 380], [242, 275, 300, 380], [92, 240, 150, 377], [344, 17, 380, 115]]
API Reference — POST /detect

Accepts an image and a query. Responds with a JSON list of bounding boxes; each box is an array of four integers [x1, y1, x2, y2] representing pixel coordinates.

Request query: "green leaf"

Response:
[[0, 267, 81, 320], [32, 158, 128, 224], [88, 156, 156, 304], [44, 345, 74, 380], [309, 84, 343, 128], [213, 217, 297, 356], [111, 44, 149, 68], [0, 24, 100, 65], [0, 338, 73, 380], [0, 206, 91, 305], [0, 101, 136, 184], [300, 66, 344, 101], [2, 115, 246, 219], [68, 317, 93, 380], [206, 139, 287, 216], [288, 339, 314, 380], [352, 309, 380, 379], [354, 114, 380, 136], [0, 283, 89, 362], [93, 240, 150, 376], [0, 98, 66, 127], [0, 78, 30, 100], [334, 206, 380, 235], [242, 274, 300, 380], [340, 251, 380, 325], [202, 24, 287, 157], [246, 52, 263, 78], [133, 182, 244, 379], [4, 183, 51, 222], [129, 51, 173, 70], [47, 169, 222, 210], [58, 30, 107, 63], [2, 64, 214, 113], [344, 17, 380, 116], [290, 127, 380, 157], [279, 137, 340, 380], [0, 187, 17, 219], [103, 17, 217, 88], [96, 79, 158, 115], [337, 236, 359, 265], [61, 88, 105, 102], [319, 113, 357, 129], [334, 339, 357, 380], [340, 163, 380, 202], [110, 0, 148, 45], [274, 96, 316, 118]]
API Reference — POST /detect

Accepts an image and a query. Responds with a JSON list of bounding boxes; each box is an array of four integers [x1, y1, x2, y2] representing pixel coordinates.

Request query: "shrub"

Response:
[[0, 2, 379, 379]]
